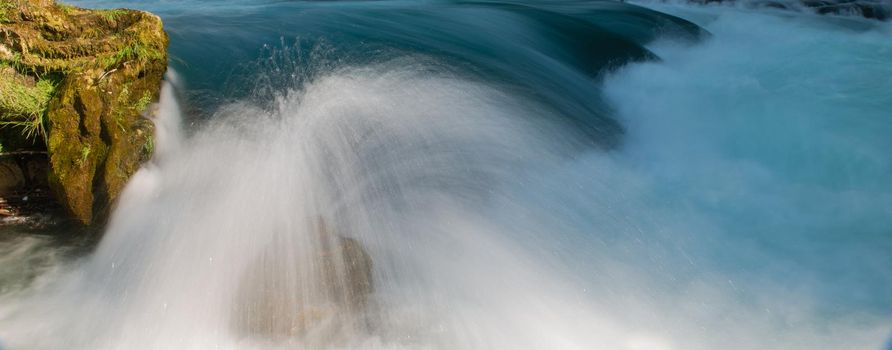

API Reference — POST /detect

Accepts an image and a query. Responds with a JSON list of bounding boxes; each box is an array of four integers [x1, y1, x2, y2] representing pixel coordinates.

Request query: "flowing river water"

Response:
[[0, 1, 890, 349]]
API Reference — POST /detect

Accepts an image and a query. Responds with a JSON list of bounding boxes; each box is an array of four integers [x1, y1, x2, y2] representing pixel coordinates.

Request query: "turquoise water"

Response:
[[0, 1, 889, 349]]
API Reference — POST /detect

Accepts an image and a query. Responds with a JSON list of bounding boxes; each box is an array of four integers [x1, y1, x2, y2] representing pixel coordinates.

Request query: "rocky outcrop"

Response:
[[0, 0, 168, 225], [801, 0, 890, 20], [689, 0, 890, 21]]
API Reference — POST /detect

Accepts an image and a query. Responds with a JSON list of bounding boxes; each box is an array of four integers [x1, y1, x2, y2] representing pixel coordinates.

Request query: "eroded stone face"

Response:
[[233, 219, 374, 341]]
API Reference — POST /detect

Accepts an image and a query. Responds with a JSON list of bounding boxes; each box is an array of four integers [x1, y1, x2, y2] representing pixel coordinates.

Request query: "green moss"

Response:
[[113, 84, 131, 131], [7, 52, 24, 72], [0, 2, 15, 24], [141, 134, 154, 159]]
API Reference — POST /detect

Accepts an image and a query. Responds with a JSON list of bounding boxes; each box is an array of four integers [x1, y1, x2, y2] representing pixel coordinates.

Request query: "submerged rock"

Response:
[[689, 0, 891, 21], [234, 218, 374, 340], [0, 0, 168, 225], [801, 0, 890, 20]]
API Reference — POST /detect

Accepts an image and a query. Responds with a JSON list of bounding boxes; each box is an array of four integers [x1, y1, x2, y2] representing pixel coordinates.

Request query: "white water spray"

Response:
[[0, 63, 642, 349], [1, 6, 891, 350]]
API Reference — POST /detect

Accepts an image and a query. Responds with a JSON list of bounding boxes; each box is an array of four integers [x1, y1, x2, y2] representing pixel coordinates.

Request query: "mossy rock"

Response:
[[1, 0, 167, 225]]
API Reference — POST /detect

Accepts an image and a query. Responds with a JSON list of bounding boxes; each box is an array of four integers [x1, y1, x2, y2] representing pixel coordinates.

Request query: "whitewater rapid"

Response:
[[0, 1, 890, 350]]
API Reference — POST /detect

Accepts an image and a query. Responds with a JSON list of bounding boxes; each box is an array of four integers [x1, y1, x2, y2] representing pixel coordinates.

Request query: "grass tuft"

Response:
[[98, 9, 127, 22], [102, 42, 163, 69], [79, 144, 91, 165], [59, 3, 76, 15], [134, 91, 152, 113], [0, 72, 56, 142], [0, 2, 15, 24]]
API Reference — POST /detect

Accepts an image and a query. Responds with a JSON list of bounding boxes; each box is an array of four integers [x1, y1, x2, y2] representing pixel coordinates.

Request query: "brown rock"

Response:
[[234, 218, 374, 339]]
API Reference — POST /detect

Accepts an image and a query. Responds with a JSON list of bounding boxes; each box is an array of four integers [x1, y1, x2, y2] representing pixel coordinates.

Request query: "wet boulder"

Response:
[[233, 220, 373, 340]]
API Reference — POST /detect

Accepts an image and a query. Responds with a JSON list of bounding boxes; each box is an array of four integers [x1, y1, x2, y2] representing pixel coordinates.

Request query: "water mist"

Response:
[[0, 1, 890, 350]]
